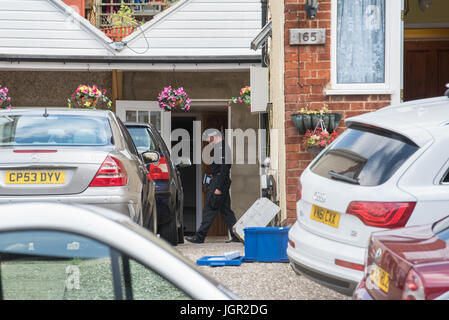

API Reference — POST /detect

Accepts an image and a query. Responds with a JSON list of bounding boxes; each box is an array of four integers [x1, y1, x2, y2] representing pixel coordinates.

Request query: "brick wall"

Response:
[[284, 0, 392, 224]]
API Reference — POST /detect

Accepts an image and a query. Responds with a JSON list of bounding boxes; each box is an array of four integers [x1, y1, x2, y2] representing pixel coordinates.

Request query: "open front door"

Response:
[[115, 101, 171, 147], [402, 0, 449, 101]]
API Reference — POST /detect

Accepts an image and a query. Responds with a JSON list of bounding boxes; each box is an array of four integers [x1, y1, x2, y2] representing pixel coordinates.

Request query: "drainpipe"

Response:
[[259, 0, 271, 200], [261, 0, 268, 68]]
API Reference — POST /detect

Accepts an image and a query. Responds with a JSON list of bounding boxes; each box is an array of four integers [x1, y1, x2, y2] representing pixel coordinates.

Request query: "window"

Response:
[[125, 110, 162, 133], [115, 101, 171, 147], [0, 115, 112, 146], [127, 127, 161, 154], [311, 126, 419, 186], [328, 0, 402, 99], [127, 258, 189, 300], [0, 230, 190, 300], [117, 118, 140, 157], [336, 0, 385, 84]]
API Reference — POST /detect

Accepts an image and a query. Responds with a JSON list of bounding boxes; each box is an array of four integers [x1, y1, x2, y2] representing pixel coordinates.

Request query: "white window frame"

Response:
[[326, 0, 402, 104], [115, 100, 171, 147]]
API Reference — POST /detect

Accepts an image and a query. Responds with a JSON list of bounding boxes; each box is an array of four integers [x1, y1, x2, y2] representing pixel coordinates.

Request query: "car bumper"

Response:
[[0, 193, 139, 221], [352, 280, 374, 300], [287, 221, 364, 296]]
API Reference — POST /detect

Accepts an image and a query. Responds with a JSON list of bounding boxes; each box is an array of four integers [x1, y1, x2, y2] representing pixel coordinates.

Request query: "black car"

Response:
[[125, 123, 188, 246]]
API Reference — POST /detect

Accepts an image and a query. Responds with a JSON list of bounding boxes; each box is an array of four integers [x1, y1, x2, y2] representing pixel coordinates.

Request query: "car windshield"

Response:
[[127, 127, 161, 154], [310, 126, 419, 186], [0, 114, 113, 146]]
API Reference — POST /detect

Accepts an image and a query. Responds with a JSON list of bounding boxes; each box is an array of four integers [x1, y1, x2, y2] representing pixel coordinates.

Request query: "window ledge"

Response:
[[325, 88, 394, 96]]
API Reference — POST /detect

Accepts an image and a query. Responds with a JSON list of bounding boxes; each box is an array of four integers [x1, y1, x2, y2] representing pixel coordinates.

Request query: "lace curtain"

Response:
[[337, 0, 386, 84]]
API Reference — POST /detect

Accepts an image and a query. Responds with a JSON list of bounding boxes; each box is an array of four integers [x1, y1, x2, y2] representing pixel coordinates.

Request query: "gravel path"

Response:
[[176, 237, 350, 300]]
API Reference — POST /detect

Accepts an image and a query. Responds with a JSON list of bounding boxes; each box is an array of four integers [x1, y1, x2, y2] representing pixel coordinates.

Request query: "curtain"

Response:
[[337, 0, 386, 84]]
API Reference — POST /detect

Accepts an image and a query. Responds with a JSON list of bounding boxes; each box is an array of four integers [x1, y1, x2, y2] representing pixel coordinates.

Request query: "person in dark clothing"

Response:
[[186, 129, 240, 244]]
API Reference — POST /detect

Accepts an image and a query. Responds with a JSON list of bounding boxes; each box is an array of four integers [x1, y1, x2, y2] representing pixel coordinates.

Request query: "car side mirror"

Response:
[[142, 151, 160, 164], [174, 156, 192, 168]]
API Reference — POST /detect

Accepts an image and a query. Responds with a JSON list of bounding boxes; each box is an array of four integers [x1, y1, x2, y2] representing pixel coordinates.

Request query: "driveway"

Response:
[[176, 236, 350, 300]]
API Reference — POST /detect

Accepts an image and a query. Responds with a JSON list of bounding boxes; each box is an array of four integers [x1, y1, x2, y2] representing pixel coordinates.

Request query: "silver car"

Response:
[[0, 108, 157, 229], [0, 202, 236, 300]]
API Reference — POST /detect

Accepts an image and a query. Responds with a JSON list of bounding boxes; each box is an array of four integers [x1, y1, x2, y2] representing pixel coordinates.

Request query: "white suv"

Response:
[[287, 95, 449, 296]]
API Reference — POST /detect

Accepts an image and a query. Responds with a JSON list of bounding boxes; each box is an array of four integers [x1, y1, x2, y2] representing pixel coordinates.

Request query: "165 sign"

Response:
[[289, 28, 326, 45]]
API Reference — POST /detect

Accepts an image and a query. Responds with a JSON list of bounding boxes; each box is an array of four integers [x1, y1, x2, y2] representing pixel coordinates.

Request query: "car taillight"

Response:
[[288, 240, 296, 248], [335, 259, 365, 272], [346, 201, 416, 229], [148, 157, 170, 180], [89, 155, 128, 187], [402, 269, 425, 300], [296, 180, 302, 202]]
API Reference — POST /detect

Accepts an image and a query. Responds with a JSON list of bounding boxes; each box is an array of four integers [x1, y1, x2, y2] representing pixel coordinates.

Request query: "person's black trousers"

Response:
[[196, 177, 237, 240]]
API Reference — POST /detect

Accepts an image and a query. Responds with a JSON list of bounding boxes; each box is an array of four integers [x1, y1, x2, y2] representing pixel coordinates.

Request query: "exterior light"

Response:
[[418, 0, 432, 12], [306, 0, 319, 19]]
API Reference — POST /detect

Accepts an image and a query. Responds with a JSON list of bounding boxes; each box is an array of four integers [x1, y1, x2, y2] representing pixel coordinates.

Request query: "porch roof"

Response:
[[119, 0, 263, 59], [0, 0, 262, 70], [0, 0, 115, 58]]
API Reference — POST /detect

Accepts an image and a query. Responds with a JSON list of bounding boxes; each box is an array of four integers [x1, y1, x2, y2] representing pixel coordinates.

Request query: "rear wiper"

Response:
[[328, 170, 360, 185]]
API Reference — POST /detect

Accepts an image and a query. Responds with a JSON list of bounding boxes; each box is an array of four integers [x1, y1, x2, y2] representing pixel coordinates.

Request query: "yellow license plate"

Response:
[[5, 171, 66, 184], [310, 205, 341, 228], [369, 264, 390, 293]]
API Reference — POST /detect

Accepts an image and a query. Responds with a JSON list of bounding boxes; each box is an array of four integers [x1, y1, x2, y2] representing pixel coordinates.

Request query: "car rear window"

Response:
[[310, 126, 419, 186], [127, 126, 161, 154], [0, 114, 112, 146]]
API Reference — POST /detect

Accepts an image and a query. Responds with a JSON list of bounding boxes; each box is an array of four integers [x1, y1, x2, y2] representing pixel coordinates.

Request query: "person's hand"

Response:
[[214, 189, 222, 195]]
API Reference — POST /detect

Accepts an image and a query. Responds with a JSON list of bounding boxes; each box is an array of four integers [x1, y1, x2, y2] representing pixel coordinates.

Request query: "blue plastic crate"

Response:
[[243, 227, 290, 263], [196, 256, 244, 267]]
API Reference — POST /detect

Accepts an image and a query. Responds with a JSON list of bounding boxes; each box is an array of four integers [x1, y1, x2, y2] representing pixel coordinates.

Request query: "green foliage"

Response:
[[109, 5, 140, 27]]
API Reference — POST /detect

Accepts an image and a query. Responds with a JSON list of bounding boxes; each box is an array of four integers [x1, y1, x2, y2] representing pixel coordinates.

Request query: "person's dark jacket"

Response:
[[210, 140, 232, 192]]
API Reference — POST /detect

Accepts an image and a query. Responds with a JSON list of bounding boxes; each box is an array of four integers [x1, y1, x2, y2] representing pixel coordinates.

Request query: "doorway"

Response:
[[172, 111, 229, 237], [201, 112, 229, 237], [171, 116, 198, 235], [403, 0, 449, 101]]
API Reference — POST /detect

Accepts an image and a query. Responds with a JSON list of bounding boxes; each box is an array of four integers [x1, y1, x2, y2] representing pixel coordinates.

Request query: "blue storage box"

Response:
[[243, 227, 290, 263], [196, 256, 244, 267]]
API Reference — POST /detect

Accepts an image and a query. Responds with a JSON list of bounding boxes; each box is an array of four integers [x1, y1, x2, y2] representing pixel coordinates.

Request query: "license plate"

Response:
[[310, 205, 341, 228], [369, 264, 390, 293], [5, 171, 66, 184]]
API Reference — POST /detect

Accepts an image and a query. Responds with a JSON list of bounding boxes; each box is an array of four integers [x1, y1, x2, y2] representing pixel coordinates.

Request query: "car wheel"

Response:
[[159, 216, 178, 246], [177, 225, 184, 244]]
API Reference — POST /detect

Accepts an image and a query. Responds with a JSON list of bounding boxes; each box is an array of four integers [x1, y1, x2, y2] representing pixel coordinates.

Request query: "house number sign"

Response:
[[289, 28, 326, 45]]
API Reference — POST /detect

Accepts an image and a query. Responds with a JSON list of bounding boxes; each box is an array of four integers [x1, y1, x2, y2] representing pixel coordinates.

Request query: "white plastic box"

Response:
[[232, 197, 281, 240]]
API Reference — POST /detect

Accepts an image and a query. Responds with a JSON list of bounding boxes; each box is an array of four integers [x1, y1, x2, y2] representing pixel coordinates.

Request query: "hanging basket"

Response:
[[79, 97, 99, 109], [157, 86, 191, 112], [0, 85, 12, 110], [67, 85, 112, 110], [307, 146, 325, 158], [327, 113, 343, 132], [292, 113, 343, 134]]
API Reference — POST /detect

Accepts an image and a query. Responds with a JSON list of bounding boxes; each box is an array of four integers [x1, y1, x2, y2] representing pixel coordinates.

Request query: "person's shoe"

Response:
[[225, 237, 241, 243], [185, 235, 204, 244]]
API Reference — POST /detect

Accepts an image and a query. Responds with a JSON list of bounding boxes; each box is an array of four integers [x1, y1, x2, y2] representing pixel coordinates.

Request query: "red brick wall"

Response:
[[62, 0, 85, 17], [284, 0, 391, 224]]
